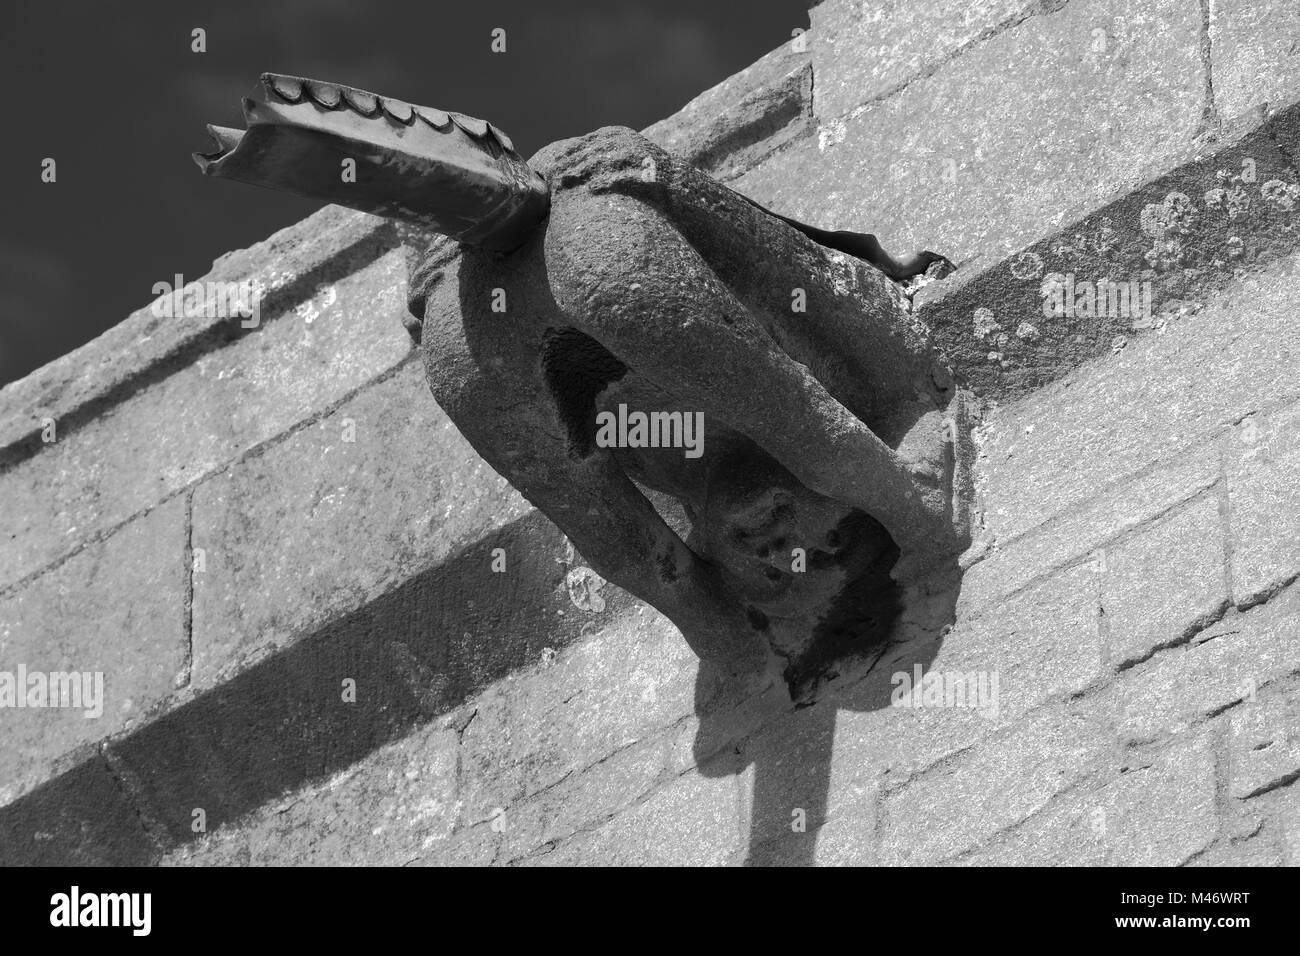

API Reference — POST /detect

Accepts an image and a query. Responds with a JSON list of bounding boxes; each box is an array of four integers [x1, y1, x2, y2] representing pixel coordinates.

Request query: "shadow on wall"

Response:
[[0, 509, 615, 865], [692, 553, 960, 867], [0, 503, 958, 867]]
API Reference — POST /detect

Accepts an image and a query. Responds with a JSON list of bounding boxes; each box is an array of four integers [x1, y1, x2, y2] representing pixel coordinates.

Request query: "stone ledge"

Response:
[[641, 39, 812, 182], [0, 207, 401, 468], [736, 0, 1208, 269], [914, 108, 1300, 404], [0, 245, 415, 592]]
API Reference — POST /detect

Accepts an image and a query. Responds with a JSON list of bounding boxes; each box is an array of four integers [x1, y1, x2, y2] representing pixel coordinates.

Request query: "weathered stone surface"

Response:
[[101, 505, 597, 850], [0, 248, 413, 592], [805, 810, 876, 866], [938, 562, 1101, 711], [497, 735, 667, 862], [735, 694, 843, 851], [961, 441, 1220, 614], [911, 120, 1300, 404], [1210, 1, 1300, 123], [738, 564, 1097, 861], [1112, 584, 1300, 741], [1273, 97, 1300, 168], [458, 607, 701, 826], [736, 0, 1204, 268], [877, 701, 1107, 864], [745, 825, 826, 866], [668, 676, 788, 776], [825, 562, 1100, 800], [1229, 694, 1300, 800], [1280, 788, 1300, 866], [0, 206, 390, 461], [810, 0, 1043, 120], [1100, 495, 1228, 668], [956, 730, 1217, 865], [974, 252, 1300, 546], [190, 360, 529, 688], [0, 753, 157, 867], [162, 724, 459, 866], [745, 778, 878, 865], [521, 769, 742, 866], [413, 823, 501, 867], [0, 497, 186, 807], [1227, 400, 1300, 607], [1187, 829, 1285, 867], [642, 40, 811, 182]]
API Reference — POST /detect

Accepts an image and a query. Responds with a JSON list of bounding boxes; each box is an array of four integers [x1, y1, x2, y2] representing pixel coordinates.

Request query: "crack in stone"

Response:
[[1240, 768, 1300, 800], [828, 0, 1073, 125], [1198, 0, 1220, 136], [99, 743, 171, 862], [181, 489, 195, 689]]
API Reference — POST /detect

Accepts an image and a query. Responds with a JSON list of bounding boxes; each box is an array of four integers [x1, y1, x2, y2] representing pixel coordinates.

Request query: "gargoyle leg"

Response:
[[551, 199, 955, 566], [424, 368, 768, 671], [516, 453, 770, 671], [600, 316, 951, 559]]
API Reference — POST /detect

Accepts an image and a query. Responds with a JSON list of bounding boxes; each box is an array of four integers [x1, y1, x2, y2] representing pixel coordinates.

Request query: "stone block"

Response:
[[0, 247, 412, 591], [459, 607, 701, 825], [736, 0, 1204, 267], [1113, 585, 1300, 741], [1229, 694, 1300, 800], [161, 725, 459, 866], [974, 251, 1300, 546], [1227, 401, 1300, 606], [1210, 2, 1300, 123], [810, 0, 1044, 119], [955, 730, 1217, 865], [642, 41, 811, 180], [877, 701, 1107, 863], [0, 497, 187, 806], [0, 753, 157, 867], [521, 770, 741, 867], [1100, 495, 1228, 667], [190, 360, 529, 687]]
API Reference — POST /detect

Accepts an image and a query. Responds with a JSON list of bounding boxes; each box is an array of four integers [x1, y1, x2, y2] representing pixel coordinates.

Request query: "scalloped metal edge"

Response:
[[258, 72, 516, 153], [448, 112, 488, 138], [415, 105, 450, 130]]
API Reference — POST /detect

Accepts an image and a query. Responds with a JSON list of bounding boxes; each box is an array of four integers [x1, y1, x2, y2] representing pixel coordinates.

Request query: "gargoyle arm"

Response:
[[736, 194, 950, 281], [549, 189, 953, 560]]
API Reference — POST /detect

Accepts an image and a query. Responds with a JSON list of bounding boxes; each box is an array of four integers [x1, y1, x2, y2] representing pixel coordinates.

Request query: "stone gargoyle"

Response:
[[195, 74, 972, 684]]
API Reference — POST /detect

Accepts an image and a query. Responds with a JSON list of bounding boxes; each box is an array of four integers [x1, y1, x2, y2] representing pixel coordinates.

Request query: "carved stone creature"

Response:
[[198, 76, 971, 679]]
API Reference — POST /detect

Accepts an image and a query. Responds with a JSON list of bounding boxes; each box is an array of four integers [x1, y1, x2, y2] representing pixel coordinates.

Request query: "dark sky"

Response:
[[0, 0, 808, 387]]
